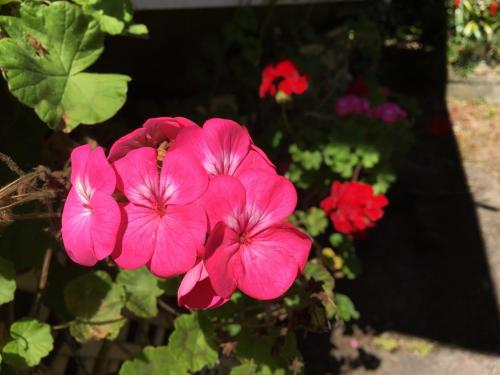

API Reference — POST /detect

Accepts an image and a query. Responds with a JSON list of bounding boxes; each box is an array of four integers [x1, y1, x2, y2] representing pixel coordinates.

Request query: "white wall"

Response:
[[131, 0, 356, 10]]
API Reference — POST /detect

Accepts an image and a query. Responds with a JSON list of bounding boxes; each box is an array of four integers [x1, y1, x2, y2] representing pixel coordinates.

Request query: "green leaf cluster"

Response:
[[120, 313, 219, 374], [73, 0, 148, 36], [0, 1, 130, 131], [290, 207, 328, 237], [0, 256, 16, 306], [329, 234, 362, 279], [64, 270, 126, 342], [1, 319, 53, 368], [231, 329, 302, 374], [64, 268, 168, 342], [304, 259, 336, 319], [335, 293, 360, 322]]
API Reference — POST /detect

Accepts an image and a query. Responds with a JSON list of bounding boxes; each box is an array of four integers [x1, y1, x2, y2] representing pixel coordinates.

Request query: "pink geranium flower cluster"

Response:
[[335, 95, 407, 124], [61, 117, 311, 310]]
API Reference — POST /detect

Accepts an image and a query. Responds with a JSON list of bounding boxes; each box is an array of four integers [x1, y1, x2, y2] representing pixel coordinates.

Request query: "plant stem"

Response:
[[3, 212, 60, 222], [93, 341, 112, 375], [31, 247, 53, 318], [158, 299, 180, 316], [352, 163, 362, 182], [281, 104, 293, 135]]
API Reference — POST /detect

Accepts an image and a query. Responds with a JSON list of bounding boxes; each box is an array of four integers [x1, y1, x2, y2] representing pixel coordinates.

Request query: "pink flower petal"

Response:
[[89, 191, 122, 260], [178, 260, 204, 298], [113, 203, 158, 269], [202, 118, 252, 175], [160, 150, 208, 206], [202, 175, 246, 232], [147, 205, 200, 278], [234, 225, 305, 300], [113, 147, 159, 207], [204, 222, 240, 299], [234, 145, 276, 177], [237, 169, 297, 235], [178, 261, 228, 310], [255, 222, 311, 272], [108, 117, 197, 162], [71, 145, 115, 194], [62, 189, 120, 266], [167, 202, 207, 258], [61, 189, 94, 266]]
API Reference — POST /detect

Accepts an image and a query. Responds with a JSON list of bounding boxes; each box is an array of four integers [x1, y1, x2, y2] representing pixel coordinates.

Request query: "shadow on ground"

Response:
[[301, 0, 500, 373]]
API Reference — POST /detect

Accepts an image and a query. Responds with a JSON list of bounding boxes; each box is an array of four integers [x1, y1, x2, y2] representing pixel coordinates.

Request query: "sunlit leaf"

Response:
[[116, 267, 163, 319], [64, 271, 126, 342], [2, 319, 53, 368], [0, 256, 16, 306], [119, 346, 187, 375], [0, 1, 130, 131]]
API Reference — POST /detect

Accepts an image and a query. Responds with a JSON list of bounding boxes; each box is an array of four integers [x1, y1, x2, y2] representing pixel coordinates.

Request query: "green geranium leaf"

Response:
[[304, 259, 336, 319], [234, 328, 300, 374], [335, 293, 360, 321], [372, 168, 396, 194], [230, 360, 258, 375], [116, 267, 163, 319], [157, 277, 180, 296], [303, 207, 328, 237], [73, 0, 148, 36], [64, 271, 126, 343], [119, 346, 188, 375], [0, 1, 130, 131], [0, 256, 16, 305], [127, 23, 149, 36], [356, 145, 380, 168], [167, 313, 218, 372], [2, 319, 53, 368]]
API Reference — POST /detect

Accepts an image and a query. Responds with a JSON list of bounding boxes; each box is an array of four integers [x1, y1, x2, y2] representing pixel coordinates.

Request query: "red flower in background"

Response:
[[490, 1, 498, 16], [320, 181, 388, 235], [347, 76, 369, 97], [429, 115, 453, 137], [259, 60, 308, 98], [454, 0, 461, 7]]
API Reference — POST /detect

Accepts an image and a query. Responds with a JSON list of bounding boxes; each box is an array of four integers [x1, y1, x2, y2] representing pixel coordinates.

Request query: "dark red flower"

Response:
[[259, 60, 309, 99], [489, 1, 498, 16], [320, 181, 388, 235], [347, 76, 369, 97], [429, 115, 453, 137]]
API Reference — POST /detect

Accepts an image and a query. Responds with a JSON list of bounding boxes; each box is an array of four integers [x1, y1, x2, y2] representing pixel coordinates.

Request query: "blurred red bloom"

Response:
[[320, 181, 388, 235], [347, 76, 369, 97], [454, 0, 461, 7], [259, 60, 308, 98], [429, 115, 453, 137], [490, 1, 498, 16]]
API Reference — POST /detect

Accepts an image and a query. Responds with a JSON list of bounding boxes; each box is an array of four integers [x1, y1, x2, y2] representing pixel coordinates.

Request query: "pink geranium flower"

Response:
[[108, 117, 197, 162], [61, 145, 121, 266], [335, 95, 371, 117], [112, 147, 208, 278], [202, 171, 311, 300], [372, 102, 407, 123], [178, 260, 228, 310], [171, 118, 275, 178]]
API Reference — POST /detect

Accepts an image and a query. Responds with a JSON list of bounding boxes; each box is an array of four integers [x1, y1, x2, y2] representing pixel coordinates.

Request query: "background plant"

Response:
[[448, 0, 499, 74], [0, 3, 415, 374]]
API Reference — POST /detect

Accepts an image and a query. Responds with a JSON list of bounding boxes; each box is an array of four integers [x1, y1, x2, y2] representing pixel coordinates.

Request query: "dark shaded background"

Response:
[[1, 0, 499, 373]]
